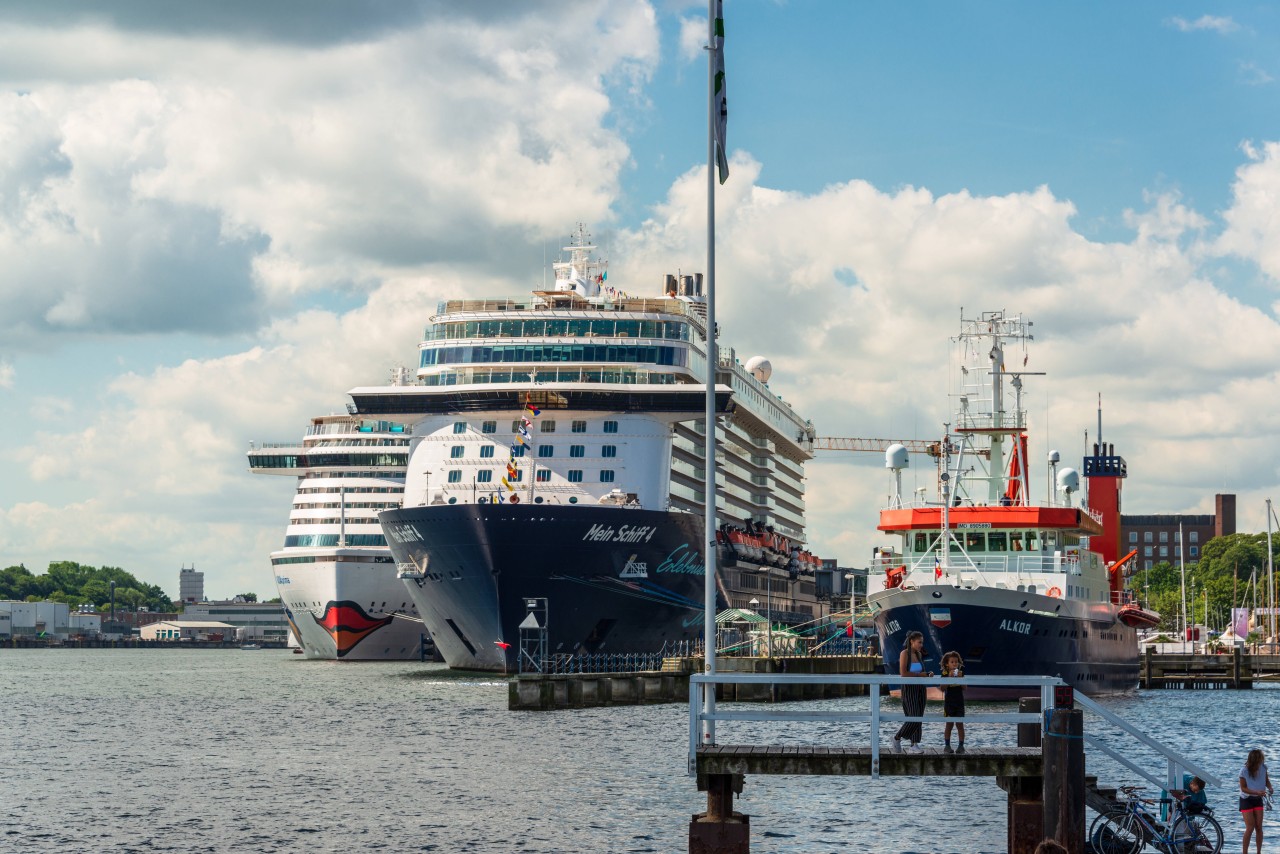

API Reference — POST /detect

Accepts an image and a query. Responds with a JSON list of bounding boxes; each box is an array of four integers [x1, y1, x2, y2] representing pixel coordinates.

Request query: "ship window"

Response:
[[568, 470, 583, 483], [511, 420, 521, 433], [452, 422, 467, 434], [913, 533, 929, 552], [477, 471, 492, 483], [512, 446, 526, 458], [602, 445, 617, 458], [601, 470, 615, 483], [572, 420, 587, 433], [569, 445, 585, 458], [482, 421, 497, 434], [541, 420, 556, 433], [949, 537, 962, 553], [480, 446, 495, 459], [988, 532, 1007, 552], [603, 420, 618, 434], [450, 446, 464, 459], [964, 533, 985, 552], [536, 470, 551, 482], [538, 445, 554, 458], [511, 470, 523, 481], [1024, 532, 1038, 551], [447, 470, 462, 483]]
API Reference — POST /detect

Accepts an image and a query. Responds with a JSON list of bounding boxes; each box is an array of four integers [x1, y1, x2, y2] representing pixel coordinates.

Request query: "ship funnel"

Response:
[[664, 274, 677, 297]]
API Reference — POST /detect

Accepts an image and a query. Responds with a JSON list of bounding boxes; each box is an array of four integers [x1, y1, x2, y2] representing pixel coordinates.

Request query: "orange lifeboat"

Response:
[[1118, 605, 1161, 629]]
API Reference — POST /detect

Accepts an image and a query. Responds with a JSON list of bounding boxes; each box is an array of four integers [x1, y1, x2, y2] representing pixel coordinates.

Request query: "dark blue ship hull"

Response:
[[381, 504, 718, 670], [870, 585, 1139, 697]]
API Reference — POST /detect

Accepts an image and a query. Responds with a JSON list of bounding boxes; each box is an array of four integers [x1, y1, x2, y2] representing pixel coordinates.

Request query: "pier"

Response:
[[685, 673, 1219, 854], [509, 655, 883, 710], [1139, 647, 1280, 688]]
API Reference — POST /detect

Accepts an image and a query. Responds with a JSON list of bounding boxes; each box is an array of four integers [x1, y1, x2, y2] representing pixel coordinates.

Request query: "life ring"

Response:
[[510, 494, 520, 504], [1046, 586, 1062, 598]]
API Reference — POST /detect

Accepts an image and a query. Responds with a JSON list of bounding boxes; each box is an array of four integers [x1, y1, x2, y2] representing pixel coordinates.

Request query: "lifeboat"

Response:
[[1118, 604, 1161, 629]]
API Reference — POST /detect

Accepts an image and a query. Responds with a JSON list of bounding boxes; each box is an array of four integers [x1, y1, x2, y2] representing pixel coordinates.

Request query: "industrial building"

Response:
[[179, 566, 205, 605], [0, 601, 70, 639], [181, 600, 289, 643], [140, 620, 237, 641], [1121, 493, 1236, 570]]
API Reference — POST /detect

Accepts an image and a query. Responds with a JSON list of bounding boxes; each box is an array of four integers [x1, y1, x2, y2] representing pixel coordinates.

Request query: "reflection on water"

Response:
[[0, 651, 1276, 853]]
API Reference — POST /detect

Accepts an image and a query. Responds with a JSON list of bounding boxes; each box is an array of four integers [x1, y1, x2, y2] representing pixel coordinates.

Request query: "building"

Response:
[[179, 566, 205, 605], [1121, 493, 1236, 570], [141, 620, 237, 641], [182, 600, 289, 643], [69, 612, 102, 637], [0, 601, 71, 638]]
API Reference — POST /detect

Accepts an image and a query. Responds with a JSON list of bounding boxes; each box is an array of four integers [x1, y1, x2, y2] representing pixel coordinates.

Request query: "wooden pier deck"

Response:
[[696, 745, 1042, 778]]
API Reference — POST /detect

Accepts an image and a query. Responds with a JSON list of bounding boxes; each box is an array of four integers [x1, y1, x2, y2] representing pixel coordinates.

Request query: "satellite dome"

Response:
[[1047, 449, 1061, 464], [885, 444, 909, 470], [1056, 467, 1080, 493], [745, 356, 773, 383]]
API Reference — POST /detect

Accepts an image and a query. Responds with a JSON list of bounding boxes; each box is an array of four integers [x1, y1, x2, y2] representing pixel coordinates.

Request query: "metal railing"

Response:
[[686, 673, 1222, 789], [688, 673, 1059, 779]]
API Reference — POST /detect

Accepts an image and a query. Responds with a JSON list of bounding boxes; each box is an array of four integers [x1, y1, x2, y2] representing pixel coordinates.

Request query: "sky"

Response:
[[3, 1, 1280, 599]]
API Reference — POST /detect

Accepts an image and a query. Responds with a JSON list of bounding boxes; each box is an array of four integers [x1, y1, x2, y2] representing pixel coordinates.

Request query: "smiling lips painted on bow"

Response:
[[312, 601, 394, 657]]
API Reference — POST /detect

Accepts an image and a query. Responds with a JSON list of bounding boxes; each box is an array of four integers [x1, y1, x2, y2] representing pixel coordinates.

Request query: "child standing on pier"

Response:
[[940, 650, 965, 753]]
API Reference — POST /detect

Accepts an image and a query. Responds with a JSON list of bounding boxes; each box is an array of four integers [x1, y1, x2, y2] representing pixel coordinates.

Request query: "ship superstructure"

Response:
[[373, 226, 826, 670], [248, 413, 430, 660], [865, 311, 1153, 695]]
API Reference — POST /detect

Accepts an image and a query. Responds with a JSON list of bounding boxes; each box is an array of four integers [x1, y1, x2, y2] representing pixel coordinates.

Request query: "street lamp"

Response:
[[750, 585, 772, 659]]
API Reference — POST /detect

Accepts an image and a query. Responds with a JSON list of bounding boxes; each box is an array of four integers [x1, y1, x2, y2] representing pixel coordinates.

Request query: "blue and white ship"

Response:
[[375, 226, 827, 670]]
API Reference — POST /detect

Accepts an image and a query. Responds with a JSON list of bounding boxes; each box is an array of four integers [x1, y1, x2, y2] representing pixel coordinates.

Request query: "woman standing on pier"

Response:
[[892, 631, 931, 753], [1239, 748, 1273, 854]]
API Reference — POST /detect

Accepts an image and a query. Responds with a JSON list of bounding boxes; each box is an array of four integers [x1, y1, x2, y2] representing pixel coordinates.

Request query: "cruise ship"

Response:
[[865, 311, 1154, 696], [248, 412, 431, 660], [369, 226, 827, 670]]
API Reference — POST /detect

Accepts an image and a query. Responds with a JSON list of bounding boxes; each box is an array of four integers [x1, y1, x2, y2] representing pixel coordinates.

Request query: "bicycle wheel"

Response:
[[1090, 808, 1144, 854], [1169, 812, 1223, 854]]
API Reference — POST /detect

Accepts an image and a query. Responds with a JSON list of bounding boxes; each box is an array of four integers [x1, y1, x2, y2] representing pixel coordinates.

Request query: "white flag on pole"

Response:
[[713, 0, 728, 184]]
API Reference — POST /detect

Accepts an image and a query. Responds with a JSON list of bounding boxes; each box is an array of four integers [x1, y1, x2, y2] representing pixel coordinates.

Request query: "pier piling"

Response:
[[1042, 706, 1084, 854], [689, 773, 748, 854]]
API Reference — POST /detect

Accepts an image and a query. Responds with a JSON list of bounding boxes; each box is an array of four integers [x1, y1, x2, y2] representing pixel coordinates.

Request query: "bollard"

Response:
[[1042, 706, 1084, 854], [689, 773, 748, 854]]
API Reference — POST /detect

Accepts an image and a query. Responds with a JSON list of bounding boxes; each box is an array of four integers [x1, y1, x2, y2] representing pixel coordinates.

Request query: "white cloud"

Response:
[[1239, 61, 1275, 86], [679, 15, 707, 62], [0, 3, 660, 346], [0, 360, 12, 388], [1217, 141, 1280, 282], [1168, 15, 1238, 34]]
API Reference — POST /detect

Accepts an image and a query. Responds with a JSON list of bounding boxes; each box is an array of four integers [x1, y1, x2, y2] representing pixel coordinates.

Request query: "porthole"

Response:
[[569, 496, 578, 504], [931, 591, 943, 599]]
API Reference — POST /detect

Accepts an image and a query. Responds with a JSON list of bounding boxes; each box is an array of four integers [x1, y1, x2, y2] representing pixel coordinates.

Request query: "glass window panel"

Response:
[[450, 446, 464, 458], [965, 533, 986, 552], [913, 533, 929, 552], [572, 420, 587, 433], [540, 420, 555, 432], [569, 445, 584, 458], [568, 470, 583, 483], [479, 446, 494, 458], [536, 470, 551, 482], [601, 470, 615, 482], [538, 445, 554, 458], [477, 470, 492, 483], [447, 470, 462, 483], [603, 420, 618, 433], [988, 532, 1007, 552], [602, 445, 616, 458]]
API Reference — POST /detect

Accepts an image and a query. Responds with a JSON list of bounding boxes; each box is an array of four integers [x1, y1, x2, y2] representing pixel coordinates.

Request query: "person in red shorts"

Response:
[[1239, 748, 1273, 854]]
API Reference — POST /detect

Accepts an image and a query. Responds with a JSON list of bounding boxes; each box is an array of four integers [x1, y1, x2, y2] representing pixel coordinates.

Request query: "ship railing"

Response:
[[872, 554, 1083, 587], [686, 673, 1224, 789], [435, 295, 701, 320], [545, 651, 670, 674]]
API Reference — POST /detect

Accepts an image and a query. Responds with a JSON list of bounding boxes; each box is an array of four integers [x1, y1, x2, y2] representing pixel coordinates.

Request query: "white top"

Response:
[[1239, 762, 1269, 794]]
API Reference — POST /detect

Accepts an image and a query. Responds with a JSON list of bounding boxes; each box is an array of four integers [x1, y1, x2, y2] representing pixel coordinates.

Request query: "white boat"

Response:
[[248, 412, 433, 660], [371, 226, 830, 671], [865, 310, 1156, 696]]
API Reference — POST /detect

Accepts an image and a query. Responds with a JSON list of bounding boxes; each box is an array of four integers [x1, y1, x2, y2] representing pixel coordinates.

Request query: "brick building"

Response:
[[1121, 493, 1236, 570]]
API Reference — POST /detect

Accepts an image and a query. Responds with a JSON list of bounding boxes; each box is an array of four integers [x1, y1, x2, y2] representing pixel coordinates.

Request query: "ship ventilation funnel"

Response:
[[664, 274, 677, 297], [694, 273, 704, 296]]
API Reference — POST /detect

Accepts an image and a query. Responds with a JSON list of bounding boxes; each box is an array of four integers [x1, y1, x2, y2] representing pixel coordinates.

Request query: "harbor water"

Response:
[[2, 650, 1277, 853]]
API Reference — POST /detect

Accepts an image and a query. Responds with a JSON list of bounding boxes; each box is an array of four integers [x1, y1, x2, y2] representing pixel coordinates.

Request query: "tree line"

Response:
[[1128, 532, 1280, 633], [0, 562, 174, 613]]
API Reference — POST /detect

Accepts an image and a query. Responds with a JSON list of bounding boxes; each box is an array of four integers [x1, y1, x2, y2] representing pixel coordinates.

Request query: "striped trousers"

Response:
[[895, 684, 925, 744]]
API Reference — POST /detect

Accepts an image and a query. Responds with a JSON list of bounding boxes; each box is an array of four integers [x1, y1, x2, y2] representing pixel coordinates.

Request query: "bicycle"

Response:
[[1088, 784, 1223, 854]]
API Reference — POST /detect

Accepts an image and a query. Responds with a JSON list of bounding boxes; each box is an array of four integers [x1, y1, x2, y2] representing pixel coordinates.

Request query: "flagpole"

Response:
[[700, 0, 720, 747]]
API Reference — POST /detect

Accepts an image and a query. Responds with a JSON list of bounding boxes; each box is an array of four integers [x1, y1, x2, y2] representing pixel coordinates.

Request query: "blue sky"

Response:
[[2, 1, 1280, 597]]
